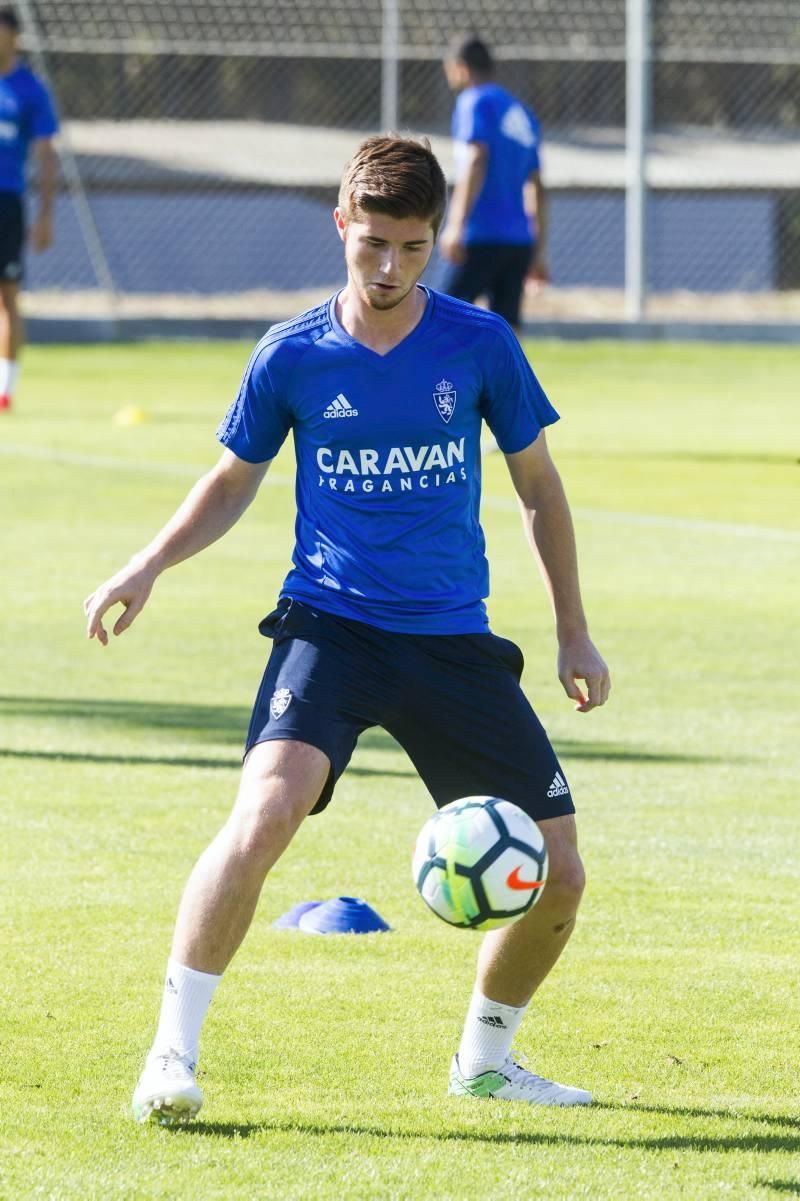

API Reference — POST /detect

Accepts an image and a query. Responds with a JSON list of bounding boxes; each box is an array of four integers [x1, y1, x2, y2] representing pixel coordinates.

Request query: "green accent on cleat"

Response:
[[448, 1054, 592, 1106], [448, 1064, 508, 1098]]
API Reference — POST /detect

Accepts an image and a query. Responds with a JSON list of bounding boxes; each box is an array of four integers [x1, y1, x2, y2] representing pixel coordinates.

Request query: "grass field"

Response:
[[0, 339, 798, 1200]]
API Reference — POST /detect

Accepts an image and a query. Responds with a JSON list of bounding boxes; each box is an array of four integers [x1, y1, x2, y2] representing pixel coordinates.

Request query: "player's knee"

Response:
[[228, 758, 323, 863], [0, 287, 17, 316], [227, 793, 305, 865], [546, 848, 586, 910]]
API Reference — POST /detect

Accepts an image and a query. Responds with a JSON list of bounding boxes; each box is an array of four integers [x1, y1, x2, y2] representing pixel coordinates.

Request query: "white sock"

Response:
[[0, 360, 18, 397], [151, 958, 220, 1066], [457, 987, 528, 1077]]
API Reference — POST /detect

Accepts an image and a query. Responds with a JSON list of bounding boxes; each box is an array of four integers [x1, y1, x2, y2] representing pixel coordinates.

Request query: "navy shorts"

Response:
[[245, 598, 574, 822], [0, 192, 24, 283], [441, 242, 533, 327]]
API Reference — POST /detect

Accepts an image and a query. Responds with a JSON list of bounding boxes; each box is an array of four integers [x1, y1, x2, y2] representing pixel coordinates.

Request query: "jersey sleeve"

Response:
[[31, 79, 59, 138], [452, 90, 494, 145], [216, 341, 293, 463], [479, 324, 559, 453]]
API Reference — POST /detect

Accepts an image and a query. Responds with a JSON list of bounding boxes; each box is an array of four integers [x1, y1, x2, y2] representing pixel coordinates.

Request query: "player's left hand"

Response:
[[439, 228, 466, 265], [527, 254, 550, 290], [30, 215, 53, 253], [557, 634, 610, 713]]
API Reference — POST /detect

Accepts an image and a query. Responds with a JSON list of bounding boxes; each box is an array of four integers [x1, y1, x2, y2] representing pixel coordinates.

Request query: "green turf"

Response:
[[0, 339, 798, 1200]]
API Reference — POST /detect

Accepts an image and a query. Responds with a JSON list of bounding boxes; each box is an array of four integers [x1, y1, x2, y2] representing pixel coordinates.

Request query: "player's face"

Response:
[[443, 59, 469, 93], [0, 24, 18, 61], [335, 209, 435, 312]]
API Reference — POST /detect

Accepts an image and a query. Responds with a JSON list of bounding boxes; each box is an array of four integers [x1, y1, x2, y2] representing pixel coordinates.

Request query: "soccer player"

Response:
[[84, 135, 610, 1124], [440, 33, 547, 330], [0, 5, 58, 412]]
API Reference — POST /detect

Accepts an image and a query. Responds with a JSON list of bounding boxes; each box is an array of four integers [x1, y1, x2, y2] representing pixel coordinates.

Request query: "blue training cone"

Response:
[[298, 896, 390, 935], [272, 900, 323, 929]]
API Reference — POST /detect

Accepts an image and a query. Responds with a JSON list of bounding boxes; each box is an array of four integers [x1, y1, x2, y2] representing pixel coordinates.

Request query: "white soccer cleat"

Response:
[[132, 1048, 203, 1125], [449, 1053, 592, 1106]]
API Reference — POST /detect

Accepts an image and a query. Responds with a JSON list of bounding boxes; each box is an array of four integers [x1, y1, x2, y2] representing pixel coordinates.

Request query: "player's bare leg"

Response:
[[0, 282, 22, 411], [450, 814, 591, 1105], [133, 739, 330, 1124], [477, 814, 584, 1005], [172, 738, 330, 973]]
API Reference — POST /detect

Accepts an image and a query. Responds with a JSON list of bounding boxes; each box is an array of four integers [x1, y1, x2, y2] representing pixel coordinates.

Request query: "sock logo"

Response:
[[165, 976, 178, 995], [477, 1015, 507, 1028]]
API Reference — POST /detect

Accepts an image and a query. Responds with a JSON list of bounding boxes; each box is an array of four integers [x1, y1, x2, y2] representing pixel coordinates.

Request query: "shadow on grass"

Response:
[[551, 738, 731, 765], [1, 696, 725, 767], [593, 1100, 800, 1131], [565, 448, 798, 468], [0, 695, 250, 743], [175, 1112, 800, 1153], [756, 1183, 800, 1196], [0, 746, 414, 778]]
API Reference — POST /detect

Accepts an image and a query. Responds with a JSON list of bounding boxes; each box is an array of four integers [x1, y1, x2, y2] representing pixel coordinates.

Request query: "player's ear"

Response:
[[333, 208, 347, 241]]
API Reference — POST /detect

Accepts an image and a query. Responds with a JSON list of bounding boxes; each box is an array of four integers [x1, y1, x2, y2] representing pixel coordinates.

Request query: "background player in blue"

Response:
[[85, 135, 610, 1124], [0, 5, 58, 412], [441, 33, 548, 330]]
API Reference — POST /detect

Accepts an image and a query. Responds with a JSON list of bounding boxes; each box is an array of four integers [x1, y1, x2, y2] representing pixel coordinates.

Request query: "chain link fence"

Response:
[[17, 0, 800, 330]]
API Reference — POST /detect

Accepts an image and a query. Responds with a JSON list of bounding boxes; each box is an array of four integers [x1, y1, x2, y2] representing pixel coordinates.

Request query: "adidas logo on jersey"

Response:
[[546, 771, 569, 799], [500, 103, 536, 148], [324, 393, 359, 419]]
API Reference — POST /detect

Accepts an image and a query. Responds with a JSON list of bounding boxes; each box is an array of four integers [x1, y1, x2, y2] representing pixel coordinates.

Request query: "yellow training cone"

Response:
[[113, 405, 147, 427]]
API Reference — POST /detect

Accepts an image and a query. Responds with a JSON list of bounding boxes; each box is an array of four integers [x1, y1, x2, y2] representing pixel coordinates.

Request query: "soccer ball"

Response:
[[412, 796, 548, 931]]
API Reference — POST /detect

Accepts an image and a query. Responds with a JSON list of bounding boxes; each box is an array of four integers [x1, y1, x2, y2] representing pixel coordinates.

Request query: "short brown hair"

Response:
[[447, 33, 494, 75], [339, 135, 447, 237], [0, 6, 20, 31]]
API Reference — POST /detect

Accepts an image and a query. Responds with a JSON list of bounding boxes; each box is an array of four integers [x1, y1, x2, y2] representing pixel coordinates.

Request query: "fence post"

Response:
[[381, 0, 400, 131], [625, 0, 650, 321]]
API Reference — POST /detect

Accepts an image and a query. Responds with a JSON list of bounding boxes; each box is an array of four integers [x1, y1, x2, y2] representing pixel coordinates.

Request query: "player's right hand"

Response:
[[439, 229, 467, 265], [30, 214, 54, 253], [83, 562, 156, 646]]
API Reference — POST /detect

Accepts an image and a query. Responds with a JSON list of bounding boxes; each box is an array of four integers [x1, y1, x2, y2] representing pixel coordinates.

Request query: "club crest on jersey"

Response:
[[270, 688, 292, 719], [433, 379, 456, 423]]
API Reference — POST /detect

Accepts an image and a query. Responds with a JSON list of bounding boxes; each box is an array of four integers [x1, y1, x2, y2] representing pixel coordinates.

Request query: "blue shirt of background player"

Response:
[[452, 82, 541, 246], [0, 64, 59, 194], [217, 287, 559, 635]]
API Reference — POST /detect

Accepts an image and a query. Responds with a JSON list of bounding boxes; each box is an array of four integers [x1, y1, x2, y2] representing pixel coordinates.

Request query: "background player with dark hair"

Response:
[[0, 5, 58, 412], [85, 134, 609, 1126], [441, 33, 547, 330]]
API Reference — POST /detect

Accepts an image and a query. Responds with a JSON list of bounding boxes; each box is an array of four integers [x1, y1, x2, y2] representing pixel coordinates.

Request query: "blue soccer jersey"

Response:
[[0, 65, 58, 194], [217, 288, 559, 634], [452, 83, 541, 245]]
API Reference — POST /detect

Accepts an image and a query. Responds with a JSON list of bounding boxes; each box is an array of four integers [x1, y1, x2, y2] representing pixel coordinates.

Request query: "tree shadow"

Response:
[[0, 745, 413, 778], [566, 448, 797, 468], [1, 695, 733, 768], [0, 694, 250, 744], [0, 696, 411, 773], [550, 738, 731, 765], [0, 746, 238, 770]]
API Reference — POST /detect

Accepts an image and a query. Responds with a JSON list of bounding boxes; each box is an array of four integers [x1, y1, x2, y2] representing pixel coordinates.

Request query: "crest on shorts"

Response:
[[433, 378, 456, 423], [270, 687, 292, 719]]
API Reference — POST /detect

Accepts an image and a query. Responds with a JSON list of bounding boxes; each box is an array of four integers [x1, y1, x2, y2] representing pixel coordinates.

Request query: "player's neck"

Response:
[[337, 285, 427, 356], [0, 53, 17, 76]]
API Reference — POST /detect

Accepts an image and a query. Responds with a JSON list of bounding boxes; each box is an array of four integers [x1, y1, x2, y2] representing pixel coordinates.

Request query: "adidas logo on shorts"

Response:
[[546, 771, 569, 799], [324, 393, 359, 419]]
